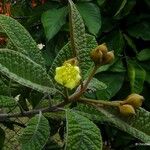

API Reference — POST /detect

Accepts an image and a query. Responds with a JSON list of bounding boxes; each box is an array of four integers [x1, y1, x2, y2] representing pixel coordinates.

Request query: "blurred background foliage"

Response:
[[0, 0, 150, 149]]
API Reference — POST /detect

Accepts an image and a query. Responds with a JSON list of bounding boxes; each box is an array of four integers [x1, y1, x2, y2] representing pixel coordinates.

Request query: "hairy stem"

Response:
[[69, 65, 98, 101], [78, 97, 123, 107], [0, 101, 68, 120]]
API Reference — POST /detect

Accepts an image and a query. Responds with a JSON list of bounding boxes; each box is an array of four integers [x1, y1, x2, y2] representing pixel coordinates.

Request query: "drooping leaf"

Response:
[[127, 21, 150, 41], [137, 48, 150, 61], [100, 30, 125, 55], [20, 112, 50, 150], [65, 109, 102, 150], [0, 127, 5, 150], [75, 104, 150, 143], [0, 49, 56, 95], [114, 0, 136, 19], [77, 2, 101, 35], [0, 95, 17, 108], [97, 0, 106, 6], [95, 72, 125, 99], [114, 0, 127, 16], [123, 33, 137, 53], [41, 7, 67, 41], [69, 0, 89, 77], [0, 15, 45, 66], [127, 60, 146, 93]]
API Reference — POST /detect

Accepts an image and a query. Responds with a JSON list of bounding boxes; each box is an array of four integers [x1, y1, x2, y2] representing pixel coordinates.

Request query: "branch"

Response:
[[0, 101, 67, 120], [69, 65, 98, 100], [78, 97, 123, 107]]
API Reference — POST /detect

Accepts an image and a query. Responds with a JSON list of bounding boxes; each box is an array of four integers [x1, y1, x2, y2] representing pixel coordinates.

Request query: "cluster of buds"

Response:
[[90, 43, 114, 66], [119, 93, 144, 116], [0, 1, 11, 16]]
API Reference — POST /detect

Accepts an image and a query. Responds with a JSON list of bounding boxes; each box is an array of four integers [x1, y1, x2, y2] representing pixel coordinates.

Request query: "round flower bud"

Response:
[[90, 48, 103, 65], [102, 51, 114, 65], [119, 104, 136, 116], [96, 43, 108, 55], [125, 93, 144, 108], [54, 62, 81, 89]]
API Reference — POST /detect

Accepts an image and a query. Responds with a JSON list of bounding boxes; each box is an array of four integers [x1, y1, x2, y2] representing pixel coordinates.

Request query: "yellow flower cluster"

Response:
[[54, 62, 81, 89]]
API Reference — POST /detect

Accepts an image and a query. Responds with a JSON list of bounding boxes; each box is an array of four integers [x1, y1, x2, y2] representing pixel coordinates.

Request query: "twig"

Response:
[[0, 101, 67, 120]]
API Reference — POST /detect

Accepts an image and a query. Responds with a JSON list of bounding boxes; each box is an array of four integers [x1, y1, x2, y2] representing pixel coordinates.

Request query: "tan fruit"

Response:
[[125, 93, 144, 108], [102, 51, 114, 65], [119, 104, 136, 116], [90, 48, 103, 65], [96, 43, 108, 55]]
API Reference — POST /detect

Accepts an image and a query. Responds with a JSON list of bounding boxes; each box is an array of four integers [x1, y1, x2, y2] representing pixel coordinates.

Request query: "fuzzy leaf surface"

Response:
[[0, 49, 56, 94], [0, 15, 44, 66], [65, 109, 102, 150], [20, 112, 50, 150]]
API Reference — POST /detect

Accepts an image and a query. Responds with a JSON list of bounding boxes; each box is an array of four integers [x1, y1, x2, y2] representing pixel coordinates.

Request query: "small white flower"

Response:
[[37, 43, 45, 50]]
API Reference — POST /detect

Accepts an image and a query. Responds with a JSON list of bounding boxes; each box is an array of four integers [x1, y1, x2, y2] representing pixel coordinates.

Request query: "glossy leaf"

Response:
[[137, 48, 150, 61], [96, 72, 125, 99], [127, 22, 150, 41], [65, 109, 102, 150], [20, 112, 50, 150], [41, 7, 67, 41], [114, 0, 127, 16], [127, 60, 146, 93], [77, 2, 101, 35]]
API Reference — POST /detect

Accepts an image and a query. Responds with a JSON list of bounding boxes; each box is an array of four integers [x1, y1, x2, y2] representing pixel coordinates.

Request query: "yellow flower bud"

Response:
[[102, 51, 114, 65], [119, 104, 136, 116], [125, 93, 144, 108], [54, 61, 81, 89]]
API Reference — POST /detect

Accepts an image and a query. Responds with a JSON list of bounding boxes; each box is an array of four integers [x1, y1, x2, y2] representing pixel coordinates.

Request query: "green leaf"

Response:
[[100, 30, 125, 55], [49, 34, 97, 80], [20, 112, 50, 150], [0, 127, 5, 150], [97, 0, 106, 6], [96, 72, 125, 99], [114, 0, 136, 19], [87, 78, 107, 91], [0, 49, 56, 95], [0, 95, 17, 108], [114, 0, 127, 16], [127, 60, 146, 93], [76, 104, 150, 143], [41, 7, 67, 41], [65, 109, 102, 150], [127, 22, 150, 41], [137, 48, 150, 61], [69, 0, 89, 77], [123, 34, 137, 53], [77, 2, 101, 35], [0, 15, 44, 66]]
